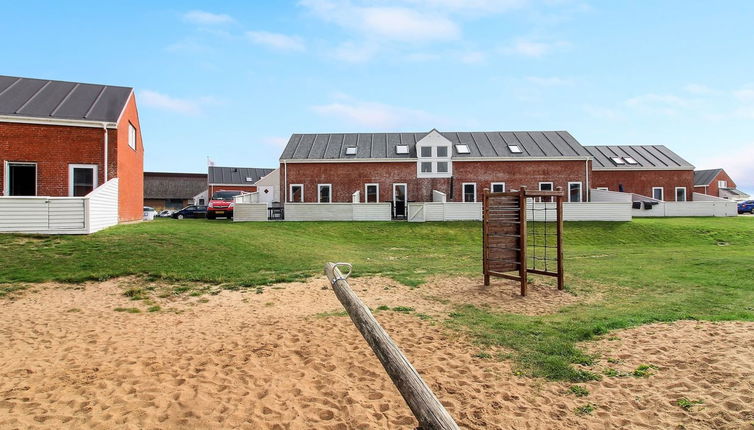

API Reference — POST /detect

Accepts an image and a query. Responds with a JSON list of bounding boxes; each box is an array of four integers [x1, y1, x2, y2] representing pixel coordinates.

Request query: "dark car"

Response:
[[738, 200, 754, 214], [207, 190, 243, 219], [171, 205, 208, 219]]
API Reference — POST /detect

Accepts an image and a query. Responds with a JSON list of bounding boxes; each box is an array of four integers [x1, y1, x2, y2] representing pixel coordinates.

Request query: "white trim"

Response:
[[462, 182, 477, 203], [717, 180, 727, 188], [490, 182, 506, 193], [539, 181, 554, 191], [3, 161, 38, 196], [289, 184, 304, 202], [280, 156, 594, 164], [364, 183, 379, 203], [318, 183, 332, 203], [393, 183, 408, 217], [675, 186, 687, 202], [128, 122, 137, 151], [0, 115, 117, 129], [593, 167, 694, 171], [652, 187, 664, 201], [115, 89, 135, 125], [68, 164, 98, 197], [568, 181, 583, 202], [209, 183, 263, 187], [596, 187, 609, 191]]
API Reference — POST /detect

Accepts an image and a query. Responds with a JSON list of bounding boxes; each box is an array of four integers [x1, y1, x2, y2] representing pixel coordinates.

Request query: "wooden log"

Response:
[[556, 188, 565, 291], [323, 263, 460, 430], [518, 187, 528, 296]]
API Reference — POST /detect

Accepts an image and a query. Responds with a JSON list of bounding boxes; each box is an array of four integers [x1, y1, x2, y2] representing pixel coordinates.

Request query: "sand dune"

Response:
[[0, 277, 751, 429]]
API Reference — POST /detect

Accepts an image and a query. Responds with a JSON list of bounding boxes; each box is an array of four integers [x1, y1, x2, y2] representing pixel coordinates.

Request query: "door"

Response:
[[408, 204, 425, 222], [393, 184, 407, 219], [7, 163, 36, 196], [259, 186, 275, 205]]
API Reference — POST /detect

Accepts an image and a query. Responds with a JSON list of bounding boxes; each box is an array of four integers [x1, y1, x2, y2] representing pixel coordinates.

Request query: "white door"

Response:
[[259, 186, 275, 206], [408, 204, 425, 222]]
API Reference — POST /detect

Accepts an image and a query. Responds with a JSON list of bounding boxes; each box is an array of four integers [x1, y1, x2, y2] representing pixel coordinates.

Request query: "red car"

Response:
[[207, 190, 242, 219]]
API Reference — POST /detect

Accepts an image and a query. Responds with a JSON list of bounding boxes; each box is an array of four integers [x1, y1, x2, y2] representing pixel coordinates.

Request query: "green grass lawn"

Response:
[[1, 217, 752, 380]]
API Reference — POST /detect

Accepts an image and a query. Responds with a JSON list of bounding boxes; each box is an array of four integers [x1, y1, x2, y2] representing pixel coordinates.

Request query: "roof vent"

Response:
[[624, 157, 638, 165], [396, 145, 409, 154], [455, 144, 470, 154], [245, 177, 253, 182], [345, 147, 357, 155], [508, 145, 522, 154], [611, 157, 626, 165]]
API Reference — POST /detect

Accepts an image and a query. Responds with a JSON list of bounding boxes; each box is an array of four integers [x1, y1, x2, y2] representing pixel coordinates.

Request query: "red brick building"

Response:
[[693, 168, 749, 200], [0, 75, 144, 222], [207, 166, 274, 197]]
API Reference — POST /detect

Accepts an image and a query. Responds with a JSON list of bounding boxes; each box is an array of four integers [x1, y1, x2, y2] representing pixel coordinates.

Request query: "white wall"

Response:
[[254, 168, 280, 202], [590, 189, 633, 203], [632, 200, 737, 217], [285, 203, 391, 221], [562, 202, 631, 221], [233, 203, 268, 221], [87, 178, 119, 233]]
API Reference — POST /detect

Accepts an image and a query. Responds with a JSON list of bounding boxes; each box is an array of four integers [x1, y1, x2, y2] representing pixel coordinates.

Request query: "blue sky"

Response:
[[3, 1, 754, 193]]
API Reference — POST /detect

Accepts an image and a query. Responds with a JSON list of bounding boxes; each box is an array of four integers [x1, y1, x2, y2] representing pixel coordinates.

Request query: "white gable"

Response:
[[416, 129, 452, 148]]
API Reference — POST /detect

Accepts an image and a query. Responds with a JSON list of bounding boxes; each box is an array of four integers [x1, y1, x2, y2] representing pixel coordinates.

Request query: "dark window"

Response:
[[653, 187, 664, 200], [420, 147, 432, 157], [72, 167, 95, 196], [463, 183, 476, 202], [290, 185, 303, 202], [319, 185, 331, 203], [366, 184, 378, 203], [436, 162, 448, 173], [436, 146, 448, 157], [569, 183, 582, 202], [492, 183, 505, 193], [211, 191, 242, 201], [8, 163, 36, 196], [676, 187, 686, 202], [539, 182, 553, 191], [420, 162, 432, 172]]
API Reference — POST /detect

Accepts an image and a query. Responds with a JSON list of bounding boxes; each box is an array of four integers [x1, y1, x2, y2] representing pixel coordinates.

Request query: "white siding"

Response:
[[233, 203, 268, 221], [285, 203, 391, 221], [562, 202, 632, 221], [0, 198, 50, 231], [254, 168, 281, 202], [443, 202, 483, 221], [353, 203, 391, 221], [633, 200, 738, 217], [49, 199, 86, 230], [87, 179, 119, 233], [424, 203, 445, 221], [590, 189, 633, 203]]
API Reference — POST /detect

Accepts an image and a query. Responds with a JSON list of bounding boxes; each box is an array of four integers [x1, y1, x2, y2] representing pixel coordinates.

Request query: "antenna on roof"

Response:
[[207, 156, 215, 167]]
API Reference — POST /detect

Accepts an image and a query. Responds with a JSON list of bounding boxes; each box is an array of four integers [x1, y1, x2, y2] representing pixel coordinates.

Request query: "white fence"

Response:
[[591, 188, 633, 203], [407, 201, 631, 222], [233, 203, 268, 221], [285, 203, 392, 221], [0, 179, 119, 234], [632, 200, 737, 217]]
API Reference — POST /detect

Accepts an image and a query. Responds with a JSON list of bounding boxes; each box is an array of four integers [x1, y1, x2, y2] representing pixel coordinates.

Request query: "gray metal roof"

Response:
[[144, 172, 207, 200], [0, 75, 132, 123], [280, 130, 592, 160], [693, 169, 723, 186], [208, 166, 274, 185], [584, 145, 694, 170]]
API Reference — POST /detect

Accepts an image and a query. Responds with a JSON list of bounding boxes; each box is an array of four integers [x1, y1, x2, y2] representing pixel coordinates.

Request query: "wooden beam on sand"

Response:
[[323, 262, 460, 430]]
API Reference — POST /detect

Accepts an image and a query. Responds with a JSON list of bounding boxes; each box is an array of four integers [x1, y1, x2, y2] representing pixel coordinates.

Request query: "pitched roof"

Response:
[[279, 130, 591, 161], [0, 75, 132, 123], [143, 172, 207, 200], [693, 168, 723, 186], [208, 166, 275, 185], [584, 145, 694, 170]]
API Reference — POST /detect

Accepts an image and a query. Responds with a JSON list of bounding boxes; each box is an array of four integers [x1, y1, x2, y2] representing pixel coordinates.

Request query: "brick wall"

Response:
[[280, 159, 590, 203], [592, 169, 694, 201], [208, 184, 258, 196], [115, 93, 145, 222], [693, 170, 736, 197]]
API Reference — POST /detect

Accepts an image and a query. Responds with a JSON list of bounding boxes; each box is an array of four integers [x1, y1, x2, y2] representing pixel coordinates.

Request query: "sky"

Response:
[[2, 0, 754, 194]]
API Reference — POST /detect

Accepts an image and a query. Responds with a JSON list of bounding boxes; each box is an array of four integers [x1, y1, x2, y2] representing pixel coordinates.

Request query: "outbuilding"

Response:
[[144, 171, 208, 210], [693, 168, 749, 200]]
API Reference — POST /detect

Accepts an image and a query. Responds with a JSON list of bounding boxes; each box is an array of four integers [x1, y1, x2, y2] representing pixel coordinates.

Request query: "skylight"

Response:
[[345, 147, 357, 155], [508, 145, 522, 154], [611, 157, 626, 165], [624, 157, 638, 165], [455, 144, 470, 154], [396, 145, 409, 154], [245, 177, 253, 182]]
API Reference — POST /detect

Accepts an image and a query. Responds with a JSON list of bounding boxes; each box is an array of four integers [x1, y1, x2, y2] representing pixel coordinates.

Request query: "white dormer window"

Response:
[[345, 147, 357, 155], [436, 146, 448, 157], [420, 146, 432, 157], [624, 157, 638, 165], [455, 144, 470, 154], [611, 157, 625, 165], [396, 145, 409, 154], [245, 177, 253, 182], [508, 145, 522, 153], [415, 129, 453, 178]]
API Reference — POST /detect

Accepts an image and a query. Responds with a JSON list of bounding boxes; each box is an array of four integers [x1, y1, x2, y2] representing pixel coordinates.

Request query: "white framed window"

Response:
[[365, 183, 379, 203], [596, 187, 609, 191], [610, 157, 625, 165], [420, 146, 432, 157], [436, 146, 448, 157], [345, 147, 357, 155], [539, 182, 554, 191], [675, 187, 687, 202], [318, 184, 332, 203], [289, 184, 304, 202], [718, 180, 728, 188], [393, 183, 407, 218], [4, 161, 37, 196], [396, 145, 409, 154], [652, 187, 664, 201], [68, 164, 98, 197], [455, 144, 470, 154], [128, 122, 137, 150], [420, 162, 432, 173], [508, 145, 522, 154], [624, 157, 638, 165], [491, 182, 506, 193], [463, 183, 477, 202], [436, 161, 449, 173], [568, 182, 582, 202]]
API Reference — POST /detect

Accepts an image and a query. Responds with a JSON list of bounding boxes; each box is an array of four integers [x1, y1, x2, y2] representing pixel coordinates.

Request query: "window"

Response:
[[393, 184, 407, 218], [417, 143, 452, 178], [365, 183, 379, 203], [652, 187, 664, 201], [491, 182, 505, 193], [675, 187, 687, 202], [568, 182, 582, 202], [289, 184, 303, 202], [436, 161, 448, 173], [596, 187, 609, 191], [420, 162, 432, 172], [69, 164, 98, 197], [539, 182, 554, 191], [718, 180, 728, 188], [436, 146, 448, 157], [624, 157, 638, 165], [463, 183, 477, 202], [245, 177, 254, 182], [455, 144, 470, 154], [611, 157, 625, 165], [4, 162, 37, 196], [345, 147, 357, 155], [318, 184, 332, 203], [420, 146, 432, 157], [508, 145, 522, 154], [128, 123, 137, 150], [396, 145, 409, 154]]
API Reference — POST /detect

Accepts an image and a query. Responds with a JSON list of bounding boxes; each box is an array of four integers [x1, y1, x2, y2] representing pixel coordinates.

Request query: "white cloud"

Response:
[[183, 10, 234, 25], [404, 0, 527, 13], [624, 93, 696, 116], [139, 90, 207, 116], [526, 76, 571, 86], [311, 96, 439, 129], [683, 83, 719, 95], [246, 31, 306, 52], [502, 38, 567, 58], [700, 145, 754, 192]]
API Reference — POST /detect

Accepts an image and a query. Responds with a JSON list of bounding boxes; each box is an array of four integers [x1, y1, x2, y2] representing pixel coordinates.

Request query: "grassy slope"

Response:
[[1, 217, 752, 380]]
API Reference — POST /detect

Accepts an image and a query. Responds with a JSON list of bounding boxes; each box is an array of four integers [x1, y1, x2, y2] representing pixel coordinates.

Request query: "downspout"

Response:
[[584, 158, 590, 202], [102, 123, 109, 182], [283, 160, 288, 203]]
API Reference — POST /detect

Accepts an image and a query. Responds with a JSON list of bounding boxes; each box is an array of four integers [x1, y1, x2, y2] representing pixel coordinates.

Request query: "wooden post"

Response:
[[323, 263, 460, 430], [518, 187, 528, 296], [482, 188, 490, 286], [556, 187, 564, 291]]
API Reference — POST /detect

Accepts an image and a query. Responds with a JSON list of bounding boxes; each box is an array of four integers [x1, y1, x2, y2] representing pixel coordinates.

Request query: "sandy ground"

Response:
[[0, 276, 752, 429]]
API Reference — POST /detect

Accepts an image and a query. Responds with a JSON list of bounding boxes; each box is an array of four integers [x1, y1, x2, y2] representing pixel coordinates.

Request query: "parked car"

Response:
[[143, 206, 157, 221], [172, 205, 208, 219], [738, 200, 754, 214], [207, 190, 243, 219], [157, 210, 174, 218]]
